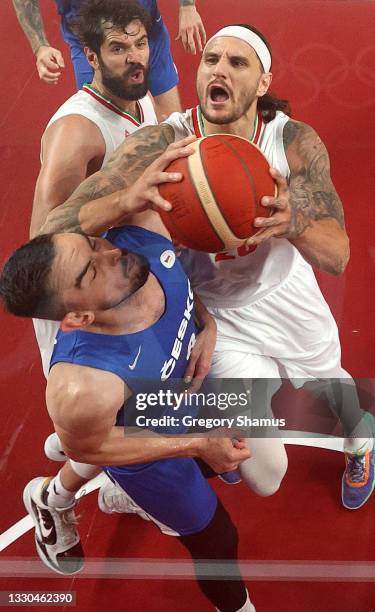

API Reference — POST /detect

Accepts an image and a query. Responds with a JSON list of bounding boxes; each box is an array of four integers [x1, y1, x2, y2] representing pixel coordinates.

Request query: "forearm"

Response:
[[289, 220, 350, 275], [38, 124, 174, 235], [39, 189, 131, 237], [193, 292, 216, 331], [64, 426, 202, 466], [12, 0, 49, 53]]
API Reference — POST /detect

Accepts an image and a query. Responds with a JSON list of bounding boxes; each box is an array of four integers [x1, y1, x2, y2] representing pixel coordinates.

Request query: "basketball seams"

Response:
[[216, 139, 258, 221], [189, 139, 245, 250], [186, 140, 225, 251]]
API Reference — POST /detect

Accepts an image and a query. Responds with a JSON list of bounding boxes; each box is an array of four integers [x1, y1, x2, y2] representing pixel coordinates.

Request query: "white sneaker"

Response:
[[23, 477, 83, 575], [98, 477, 150, 521], [44, 433, 67, 462]]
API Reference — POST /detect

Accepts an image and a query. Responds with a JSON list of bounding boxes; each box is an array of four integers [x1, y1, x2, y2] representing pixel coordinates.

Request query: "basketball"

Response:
[[158, 134, 276, 253]]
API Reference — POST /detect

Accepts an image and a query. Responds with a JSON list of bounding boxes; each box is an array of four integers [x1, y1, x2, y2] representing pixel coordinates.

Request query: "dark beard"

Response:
[[120, 250, 150, 292], [98, 59, 149, 101]]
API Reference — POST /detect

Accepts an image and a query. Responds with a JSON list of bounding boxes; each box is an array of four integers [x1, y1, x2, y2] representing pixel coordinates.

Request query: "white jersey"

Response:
[[35, 86, 157, 378], [165, 107, 303, 308], [44, 84, 157, 165]]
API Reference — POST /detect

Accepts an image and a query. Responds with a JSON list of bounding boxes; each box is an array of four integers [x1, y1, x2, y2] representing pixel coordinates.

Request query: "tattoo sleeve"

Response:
[[12, 0, 49, 53], [40, 124, 175, 235], [283, 120, 345, 238]]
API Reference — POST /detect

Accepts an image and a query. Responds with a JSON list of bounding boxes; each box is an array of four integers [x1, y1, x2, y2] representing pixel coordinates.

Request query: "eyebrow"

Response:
[[204, 51, 249, 64], [74, 235, 94, 288], [108, 34, 148, 47]]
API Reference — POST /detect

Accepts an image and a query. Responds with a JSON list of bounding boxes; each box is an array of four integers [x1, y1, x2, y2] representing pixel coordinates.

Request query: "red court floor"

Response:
[[0, 1, 374, 610]]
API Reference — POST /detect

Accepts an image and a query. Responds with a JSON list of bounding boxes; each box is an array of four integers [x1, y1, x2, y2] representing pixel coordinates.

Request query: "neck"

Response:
[[86, 273, 164, 336], [202, 100, 259, 140], [90, 77, 139, 118]]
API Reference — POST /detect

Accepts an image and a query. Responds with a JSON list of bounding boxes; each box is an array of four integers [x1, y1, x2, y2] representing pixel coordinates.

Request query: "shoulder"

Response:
[[282, 119, 329, 170], [42, 114, 105, 159], [46, 363, 126, 429]]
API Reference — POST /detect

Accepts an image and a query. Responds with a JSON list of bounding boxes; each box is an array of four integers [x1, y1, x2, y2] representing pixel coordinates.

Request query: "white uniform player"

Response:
[[34, 86, 157, 376], [165, 106, 348, 383], [164, 103, 368, 499]]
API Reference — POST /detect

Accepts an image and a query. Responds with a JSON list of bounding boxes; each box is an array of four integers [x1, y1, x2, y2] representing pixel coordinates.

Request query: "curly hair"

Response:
[[70, 0, 152, 55]]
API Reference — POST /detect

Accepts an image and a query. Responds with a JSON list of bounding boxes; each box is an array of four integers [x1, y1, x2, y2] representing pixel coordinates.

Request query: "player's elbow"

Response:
[[328, 235, 350, 275]]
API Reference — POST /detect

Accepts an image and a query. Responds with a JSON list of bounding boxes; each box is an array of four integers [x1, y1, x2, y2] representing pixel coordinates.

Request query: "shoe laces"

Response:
[[54, 505, 80, 547], [346, 453, 366, 483]]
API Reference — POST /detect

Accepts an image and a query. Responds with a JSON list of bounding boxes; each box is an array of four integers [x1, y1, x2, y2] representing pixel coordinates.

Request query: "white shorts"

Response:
[[32, 318, 59, 379], [208, 256, 350, 382]]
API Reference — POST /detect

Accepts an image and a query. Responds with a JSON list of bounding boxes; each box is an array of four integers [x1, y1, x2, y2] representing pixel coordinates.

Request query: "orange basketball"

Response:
[[159, 134, 276, 253]]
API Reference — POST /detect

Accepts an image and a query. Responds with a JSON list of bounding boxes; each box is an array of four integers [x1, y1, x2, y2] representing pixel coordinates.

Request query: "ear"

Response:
[[257, 72, 272, 97], [60, 311, 95, 332], [84, 47, 99, 70]]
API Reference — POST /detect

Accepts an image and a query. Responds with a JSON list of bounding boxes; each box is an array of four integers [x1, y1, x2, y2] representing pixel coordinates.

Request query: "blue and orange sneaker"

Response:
[[342, 441, 375, 510]]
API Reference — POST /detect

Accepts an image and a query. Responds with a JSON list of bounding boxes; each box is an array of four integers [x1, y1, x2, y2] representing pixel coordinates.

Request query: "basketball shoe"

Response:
[[98, 476, 151, 520], [23, 477, 84, 574], [342, 412, 375, 510]]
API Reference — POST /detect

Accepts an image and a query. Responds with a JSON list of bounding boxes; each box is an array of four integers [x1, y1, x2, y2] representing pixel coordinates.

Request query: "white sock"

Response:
[[216, 590, 255, 612], [46, 471, 76, 508]]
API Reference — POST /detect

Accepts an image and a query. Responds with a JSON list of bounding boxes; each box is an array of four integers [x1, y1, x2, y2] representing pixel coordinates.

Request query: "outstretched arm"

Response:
[[12, 0, 65, 84], [39, 124, 176, 236], [247, 120, 350, 274], [177, 0, 206, 54], [47, 364, 250, 473]]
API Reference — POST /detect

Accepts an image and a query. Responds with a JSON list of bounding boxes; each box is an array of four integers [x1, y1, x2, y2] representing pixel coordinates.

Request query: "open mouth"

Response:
[[129, 69, 144, 83], [209, 85, 230, 103]]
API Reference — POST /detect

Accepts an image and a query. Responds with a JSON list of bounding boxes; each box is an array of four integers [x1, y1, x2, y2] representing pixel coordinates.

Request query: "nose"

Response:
[[99, 248, 122, 266], [212, 55, 228, 79], [126, 48, 144, 65]]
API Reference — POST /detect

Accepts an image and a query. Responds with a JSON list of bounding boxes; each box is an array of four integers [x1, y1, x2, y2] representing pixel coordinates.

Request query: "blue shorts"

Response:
[[105, 458, 217, 536], [59, 4, 178, 95]]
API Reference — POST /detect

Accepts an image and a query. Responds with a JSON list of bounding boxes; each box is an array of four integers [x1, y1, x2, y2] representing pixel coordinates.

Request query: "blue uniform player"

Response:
[[12, 0, 207, 119], [1, 141, 254, 611], [49, 225, 218, 536]]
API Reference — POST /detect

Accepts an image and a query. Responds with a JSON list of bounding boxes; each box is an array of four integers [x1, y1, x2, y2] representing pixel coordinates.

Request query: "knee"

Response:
[[241, 453, 288, 497]]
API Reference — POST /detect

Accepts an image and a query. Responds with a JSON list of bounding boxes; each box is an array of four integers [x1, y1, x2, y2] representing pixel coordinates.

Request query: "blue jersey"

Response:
[[50, 226, 197, 427], [50, 226, 217, 536], [55, 1, 159, 21], [54, 1, 178, 95]]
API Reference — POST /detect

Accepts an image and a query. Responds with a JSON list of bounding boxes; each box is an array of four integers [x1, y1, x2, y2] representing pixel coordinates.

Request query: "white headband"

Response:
[[205, 26, 272, 73]]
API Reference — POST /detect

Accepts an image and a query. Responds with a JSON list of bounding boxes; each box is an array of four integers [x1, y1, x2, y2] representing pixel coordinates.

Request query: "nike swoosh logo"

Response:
[[129, 345, 142, 370], [156, 16, 162, 22], [33, 501, 56, 545]]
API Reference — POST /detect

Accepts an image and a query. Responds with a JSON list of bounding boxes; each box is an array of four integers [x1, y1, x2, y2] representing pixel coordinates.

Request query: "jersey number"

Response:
[[215, 243, 257, 262]]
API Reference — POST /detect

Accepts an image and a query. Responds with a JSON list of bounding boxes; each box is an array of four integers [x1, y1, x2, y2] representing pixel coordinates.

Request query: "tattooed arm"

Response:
[[248, 120, 349, 274], [39, 125, 195, 237], [12, 0, 65, 84]]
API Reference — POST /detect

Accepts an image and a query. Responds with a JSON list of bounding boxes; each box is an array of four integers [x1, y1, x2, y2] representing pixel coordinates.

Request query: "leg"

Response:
[[23, 458, 101, 575], [179, 499, 254, 612], [106, 458, 252, 610], [210, 349, 288, 497]]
